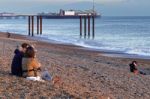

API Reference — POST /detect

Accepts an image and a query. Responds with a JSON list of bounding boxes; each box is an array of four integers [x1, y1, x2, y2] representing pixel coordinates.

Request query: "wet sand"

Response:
[[0, 32, 150, 98]]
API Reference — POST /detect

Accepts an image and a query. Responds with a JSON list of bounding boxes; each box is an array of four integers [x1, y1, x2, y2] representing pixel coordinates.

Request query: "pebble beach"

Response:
[[0, 32, 150, 99]]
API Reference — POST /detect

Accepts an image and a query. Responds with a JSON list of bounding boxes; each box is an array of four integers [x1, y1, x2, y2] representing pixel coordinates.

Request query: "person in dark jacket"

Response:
[[11, 43, 29, 76], [129, 61, 146, 75]]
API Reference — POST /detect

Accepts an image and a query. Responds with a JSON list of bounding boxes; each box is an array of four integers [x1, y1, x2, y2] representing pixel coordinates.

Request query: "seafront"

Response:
[[0, 32, 150, 98]]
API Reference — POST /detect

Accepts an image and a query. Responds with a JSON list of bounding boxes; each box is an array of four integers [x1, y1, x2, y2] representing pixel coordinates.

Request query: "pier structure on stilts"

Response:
[[0, 14, 96, 39]]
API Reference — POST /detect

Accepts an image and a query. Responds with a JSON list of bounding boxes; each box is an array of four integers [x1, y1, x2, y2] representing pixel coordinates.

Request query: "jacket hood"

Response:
[[14, 49, 20, 54]]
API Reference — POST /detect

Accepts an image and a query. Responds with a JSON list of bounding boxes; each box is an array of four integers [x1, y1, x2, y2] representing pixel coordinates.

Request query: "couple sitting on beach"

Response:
[[11, 43, 51, 81]]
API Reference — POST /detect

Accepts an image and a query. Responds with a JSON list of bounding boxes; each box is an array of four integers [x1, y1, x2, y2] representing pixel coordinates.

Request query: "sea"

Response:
[[0, 16, 150, 58]]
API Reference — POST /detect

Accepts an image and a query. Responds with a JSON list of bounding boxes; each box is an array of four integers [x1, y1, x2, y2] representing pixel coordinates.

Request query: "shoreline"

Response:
[[1, 31, 150, 60], [1, 31, 150, 63], [19, 32, 150, 60]]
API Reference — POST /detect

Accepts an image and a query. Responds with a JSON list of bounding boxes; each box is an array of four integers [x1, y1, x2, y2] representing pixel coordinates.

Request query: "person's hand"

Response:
[[134, 70, 139, 74], [38, 63, 41, 67]]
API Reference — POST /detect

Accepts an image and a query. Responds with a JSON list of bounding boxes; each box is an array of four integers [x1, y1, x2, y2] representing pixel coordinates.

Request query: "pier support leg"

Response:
[[31, 16, 34, 37], [88, 16, 90, 38], [28, 16, 31, 36], [40, 16, 42, 35], [92, 16, 95, 39], [37, 16, 39, 35], [84, 17, 87, 38], [80, 16, 82, 38]]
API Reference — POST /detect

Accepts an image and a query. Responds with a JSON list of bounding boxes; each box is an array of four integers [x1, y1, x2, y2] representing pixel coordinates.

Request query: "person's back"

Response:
[[11, 43, 29, 77], [22, 46, 52, 82], [11, 49, 24, 76], [22, 46, 41, 78], [22, 58, 41, 77]]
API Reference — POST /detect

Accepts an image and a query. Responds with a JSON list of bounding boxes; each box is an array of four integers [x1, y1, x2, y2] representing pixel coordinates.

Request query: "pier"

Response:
[[27, 15, 96, 39], [0, 14, 96, 39]]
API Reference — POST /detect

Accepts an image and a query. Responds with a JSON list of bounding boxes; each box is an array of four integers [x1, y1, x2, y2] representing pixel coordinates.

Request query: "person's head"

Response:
[[25, 46, 35, 58], [132, 61, 137, 66], [20, 43, 29, 53]]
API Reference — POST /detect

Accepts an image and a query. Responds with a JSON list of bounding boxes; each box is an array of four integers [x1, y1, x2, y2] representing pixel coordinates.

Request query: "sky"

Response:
[[0, 0, 150, 16]]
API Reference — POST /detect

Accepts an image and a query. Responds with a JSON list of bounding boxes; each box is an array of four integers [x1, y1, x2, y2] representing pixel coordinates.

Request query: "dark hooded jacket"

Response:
[[129, 63, 138, 72], [11, 49, 24, 76]]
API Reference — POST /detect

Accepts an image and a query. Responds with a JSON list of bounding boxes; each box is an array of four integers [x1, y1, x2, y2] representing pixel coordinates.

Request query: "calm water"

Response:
[[0, 16, 150, 57]]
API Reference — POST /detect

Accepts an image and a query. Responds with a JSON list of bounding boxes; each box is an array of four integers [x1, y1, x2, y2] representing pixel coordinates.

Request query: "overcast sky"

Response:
[[0, 0, 149, 16]]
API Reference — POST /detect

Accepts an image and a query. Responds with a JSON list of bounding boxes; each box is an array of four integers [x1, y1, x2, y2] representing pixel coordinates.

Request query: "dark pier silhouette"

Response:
[[79, 16, 95, 39]]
